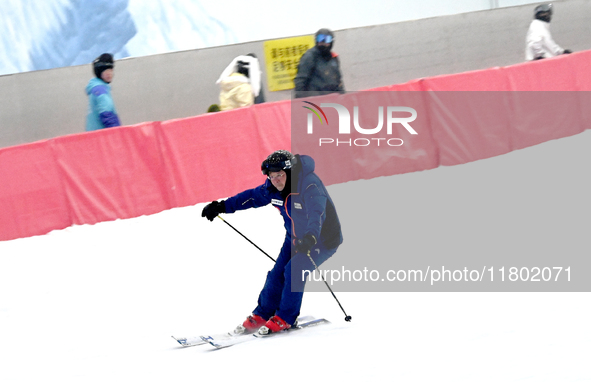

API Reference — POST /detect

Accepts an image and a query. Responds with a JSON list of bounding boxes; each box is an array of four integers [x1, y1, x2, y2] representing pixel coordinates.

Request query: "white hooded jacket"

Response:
[[216, 55, 262, 110], [525, 19, 565, 60]]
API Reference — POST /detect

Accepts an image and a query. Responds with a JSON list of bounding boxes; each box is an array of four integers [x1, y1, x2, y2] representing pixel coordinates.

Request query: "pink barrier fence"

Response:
[[1, 51, 590, 241]]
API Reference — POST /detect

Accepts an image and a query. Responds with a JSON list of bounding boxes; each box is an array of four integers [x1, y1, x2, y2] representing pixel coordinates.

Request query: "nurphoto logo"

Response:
[[302, 101, 418, 147]]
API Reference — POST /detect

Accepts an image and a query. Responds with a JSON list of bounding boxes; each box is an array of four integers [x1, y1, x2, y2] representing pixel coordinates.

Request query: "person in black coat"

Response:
[[294, 28, 345, 98]]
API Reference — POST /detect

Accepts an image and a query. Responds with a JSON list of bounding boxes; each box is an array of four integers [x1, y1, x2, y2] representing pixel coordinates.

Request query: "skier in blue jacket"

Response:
[[202, 150, 342, 334], [85, 53, 121, 131]]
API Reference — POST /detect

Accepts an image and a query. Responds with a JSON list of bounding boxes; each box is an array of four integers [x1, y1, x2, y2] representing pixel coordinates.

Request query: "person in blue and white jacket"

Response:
[[85, 53, 121, 131], [201, 150, 343, 334]]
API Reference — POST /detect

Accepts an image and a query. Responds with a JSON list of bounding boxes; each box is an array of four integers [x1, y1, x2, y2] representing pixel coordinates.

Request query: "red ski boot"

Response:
[[234, 314, 267, 335], [258, 315, 291, 335]]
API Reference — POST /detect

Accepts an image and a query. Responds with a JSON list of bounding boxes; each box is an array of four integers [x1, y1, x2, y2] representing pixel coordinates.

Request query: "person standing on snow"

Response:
[[525, 3, 572, 61], [294, 28, 344, 98], [201, 150, 343, 334], [85, 53, 121, 131]]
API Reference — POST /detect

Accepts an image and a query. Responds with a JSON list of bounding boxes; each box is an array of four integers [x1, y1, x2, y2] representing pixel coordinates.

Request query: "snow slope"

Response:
[[1, 131, 590, 381]]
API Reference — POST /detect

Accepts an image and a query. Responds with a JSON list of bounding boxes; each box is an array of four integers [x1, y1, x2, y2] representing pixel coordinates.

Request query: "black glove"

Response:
[[201, 200, 226, 221], [294, 234, 317, 254], [563, 49, 572, 54]]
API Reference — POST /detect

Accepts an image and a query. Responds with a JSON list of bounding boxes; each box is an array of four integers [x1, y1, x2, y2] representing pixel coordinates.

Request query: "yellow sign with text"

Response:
[[264, 35, 314, 91]]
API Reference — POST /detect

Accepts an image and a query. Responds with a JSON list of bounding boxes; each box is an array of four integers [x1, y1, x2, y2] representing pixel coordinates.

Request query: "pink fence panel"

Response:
[[2, 50, 590, 241], [158, 103, 291, 207], [50, 122, 172, 225], [0, 141, 70, 240]]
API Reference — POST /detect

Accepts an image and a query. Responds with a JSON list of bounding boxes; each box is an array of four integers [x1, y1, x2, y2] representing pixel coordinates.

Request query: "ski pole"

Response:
[[306, 252, 352, 322], [216, 215, 352, 322], [216, 216, 276, 263]]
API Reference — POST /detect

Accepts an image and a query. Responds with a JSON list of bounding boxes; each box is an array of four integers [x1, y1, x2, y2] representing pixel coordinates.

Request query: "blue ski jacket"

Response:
[[85, 77, 121, 131], [224, 155, 342, 249]]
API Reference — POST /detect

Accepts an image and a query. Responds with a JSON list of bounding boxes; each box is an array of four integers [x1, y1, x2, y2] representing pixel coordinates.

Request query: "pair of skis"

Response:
[[172, 316, 330, 349]]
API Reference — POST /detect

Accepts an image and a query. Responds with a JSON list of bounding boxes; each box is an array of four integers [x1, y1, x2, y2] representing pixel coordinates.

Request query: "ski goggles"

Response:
[[261, 157, 296, 176], [93, 61, 114, 69], [316, 34, 333, 44]]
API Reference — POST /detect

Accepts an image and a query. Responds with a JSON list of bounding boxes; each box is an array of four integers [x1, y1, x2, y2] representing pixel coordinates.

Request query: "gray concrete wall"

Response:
[[1, 0, 589, 149]]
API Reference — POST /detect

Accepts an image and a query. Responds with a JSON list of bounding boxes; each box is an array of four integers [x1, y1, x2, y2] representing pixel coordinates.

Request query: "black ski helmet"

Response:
[[261, 150, 297, 176], [93, 53, 114, 79], [534, 3, 553, 22]]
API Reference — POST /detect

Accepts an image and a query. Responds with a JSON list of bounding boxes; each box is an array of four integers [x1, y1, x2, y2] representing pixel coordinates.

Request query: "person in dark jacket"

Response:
[[201, 150, 342, 334], [294, 28, 344, 98]]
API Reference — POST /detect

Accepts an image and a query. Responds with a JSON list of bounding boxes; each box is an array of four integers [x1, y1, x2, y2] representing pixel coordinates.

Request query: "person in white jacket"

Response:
[[525, 3, 572, 61], [216, 54, 263, 111]]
